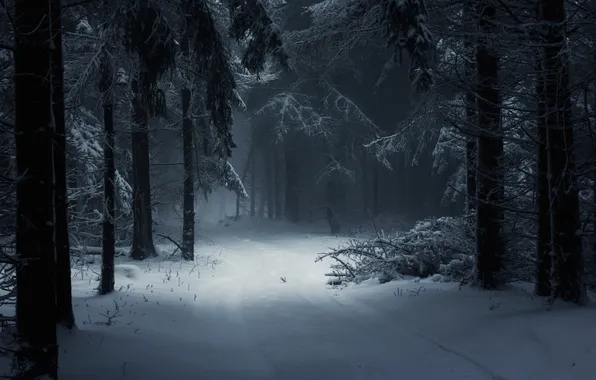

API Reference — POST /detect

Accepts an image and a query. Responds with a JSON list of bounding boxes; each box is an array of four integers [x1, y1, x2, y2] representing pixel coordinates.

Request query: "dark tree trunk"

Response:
[[258, 151, 266, 218], [250, 125, 256, 217], [284, 138, 299, 223], [594, 82, 596, 256], [361, 149, 369, 217], [326, 179, 341, 235], [51, 0, 75, 327], [534, 58, 551, 297], [464, 113, 476, 214], [181, 30, 195, 261], [236, 145, 252, 221], [181, 86, 195, 260], [273, 144, 283, 220], [99, 45, 116, 294], [100, 96, 116, 294], [14, 0, 59, 377], [250, 140, 256, 217], [540, 0, 586, 304], [130, 78, 157, 260], [464, 11, 477, 214], [373, 164, 379, 217], [266, 149, 274, 219], [474, 0, 504, 289]]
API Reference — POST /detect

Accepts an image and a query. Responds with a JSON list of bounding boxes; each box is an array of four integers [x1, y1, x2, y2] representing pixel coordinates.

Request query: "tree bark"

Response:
[[540, 0, 587, 304], [51, 0, 75, 327], [180, 29, 195, 261], [593, 81, 596, 256], [236, 144, 252, 221], [463, 7, 477, 214], [474, 0, 504, 289], [534, 57, 551, 297], [266, 149, 274, 219], [284, 138, 299, 223], [181, 87, 195, 260], [258, 154, 266, 218], [373, 164, 379, 217], [14, 0, 59, 376], [99, 46, 116, 294], [130, 78, 157, 260], [361, 148, 369, 217], [250, 138, 256, 217], [326, 177, 341, 235], [100, 96, 116, 294], [273, 144, 283, 220]]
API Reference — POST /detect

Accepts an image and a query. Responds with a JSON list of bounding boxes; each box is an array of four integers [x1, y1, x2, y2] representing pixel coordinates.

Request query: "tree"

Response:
[[463, 1, 476, 214], [13, 0, 59, 376], [534, 55, 551, 297], [122, 0, 176, 260], [539, 0, 587, 304], [473, 0, 504, 289], [99, 31, 116, 294], [51, 0, 75, 328], [180, 5, 195, 261]]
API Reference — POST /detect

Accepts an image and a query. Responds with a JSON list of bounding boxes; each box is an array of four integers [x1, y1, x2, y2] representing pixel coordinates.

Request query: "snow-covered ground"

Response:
[[29, 220, 596, 379]]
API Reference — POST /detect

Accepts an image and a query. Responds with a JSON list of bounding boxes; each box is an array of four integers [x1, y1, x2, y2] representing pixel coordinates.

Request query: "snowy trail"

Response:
[[59, 226, 596, 380], [159, 232, 497, 379]]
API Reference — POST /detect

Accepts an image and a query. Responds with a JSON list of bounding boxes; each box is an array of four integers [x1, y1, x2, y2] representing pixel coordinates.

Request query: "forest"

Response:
[[0, 0, 596, 378]]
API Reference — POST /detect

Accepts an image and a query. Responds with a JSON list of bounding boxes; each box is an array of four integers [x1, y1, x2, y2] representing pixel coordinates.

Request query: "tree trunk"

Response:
[[326, 178, 341, 235], [540, 0, 586, 304], [180, 29, 195, 261], [100, 91, 116, 294], [181, 86, 195, 260], [99, 45, 116, 294], [373, 164, 379, 217], [266, 149, 274, 219], [51, 0, 75, 327], [534, 57, 551, 297], [14, 0, 59, 376], [130, 78, 157, 260], [250, 139, 256, 217], [273, 144, 283, 220], [235, 146, 252, 221], [361, 148, 369, 217], [463, 9, 477, 214], [258, 153, 265, 218], [474, 0, 503, 289], [593, 81, 596, 256], [284, 138, 299, 223]]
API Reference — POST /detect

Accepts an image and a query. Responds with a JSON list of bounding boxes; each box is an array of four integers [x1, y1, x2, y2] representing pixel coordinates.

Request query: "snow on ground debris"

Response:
[[10, 220, 596, 379]]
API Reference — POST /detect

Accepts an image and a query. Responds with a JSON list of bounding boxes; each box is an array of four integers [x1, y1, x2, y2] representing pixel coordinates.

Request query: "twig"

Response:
[[156, 233, 182, 259]]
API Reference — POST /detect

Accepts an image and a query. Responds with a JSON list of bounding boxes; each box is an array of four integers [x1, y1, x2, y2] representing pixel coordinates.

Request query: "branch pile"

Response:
[[318, 216, 481, 283]]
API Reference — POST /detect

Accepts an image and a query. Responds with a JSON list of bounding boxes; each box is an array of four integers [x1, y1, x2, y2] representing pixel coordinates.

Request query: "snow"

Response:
[[13, 220, 596, 379]]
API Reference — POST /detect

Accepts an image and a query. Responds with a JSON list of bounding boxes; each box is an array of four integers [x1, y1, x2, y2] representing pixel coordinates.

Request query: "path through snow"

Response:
[[59, 222, 596, 380]]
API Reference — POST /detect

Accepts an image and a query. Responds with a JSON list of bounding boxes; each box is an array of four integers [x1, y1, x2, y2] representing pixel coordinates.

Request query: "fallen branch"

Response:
[[156, 233, 183, 259], [316, 217, 479, 284]]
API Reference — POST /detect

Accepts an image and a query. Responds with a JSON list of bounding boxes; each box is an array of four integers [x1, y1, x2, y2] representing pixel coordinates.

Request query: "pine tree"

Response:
[[535, 55, 551, 296], [463, 1, 476, 214], [99, 32, 116, 294], [51, 0, 75, 327], [474, 0, 504, 289], [539, 0, 587, 304], [122, 0, 176, 260], [13, 0, 59, 376], [180, 4, 195, 260]]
